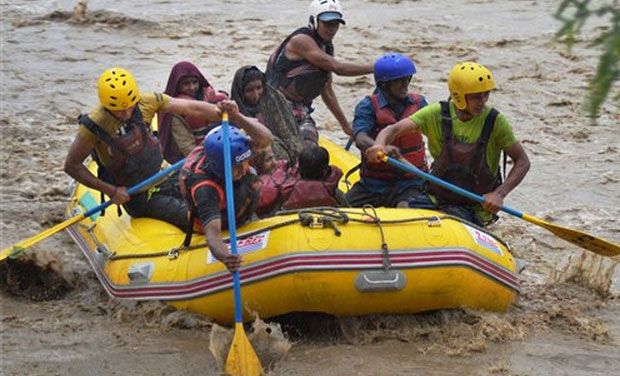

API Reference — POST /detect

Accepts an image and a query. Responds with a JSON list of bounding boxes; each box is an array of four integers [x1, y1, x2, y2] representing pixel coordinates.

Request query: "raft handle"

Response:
[[167, 248, 179, 260], [355, 270, 406, 292], [427, 216, 442, 227]]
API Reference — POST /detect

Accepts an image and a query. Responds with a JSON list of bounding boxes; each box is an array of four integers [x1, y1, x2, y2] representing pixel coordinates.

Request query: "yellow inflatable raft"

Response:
[[66, 137, 519, 324]]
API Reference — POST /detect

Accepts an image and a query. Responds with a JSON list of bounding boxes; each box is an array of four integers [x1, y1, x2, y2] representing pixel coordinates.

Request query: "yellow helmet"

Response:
[[448, 62, 496, 110], [97, 67, 141, 111]]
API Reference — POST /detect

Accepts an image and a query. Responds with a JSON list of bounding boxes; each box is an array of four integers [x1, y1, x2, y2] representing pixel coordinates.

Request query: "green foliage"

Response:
[[555, 0, 619, 119]]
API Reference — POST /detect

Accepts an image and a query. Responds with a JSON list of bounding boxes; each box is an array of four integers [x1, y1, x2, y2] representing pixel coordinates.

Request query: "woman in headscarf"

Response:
[[230, 65, 304, 164], [157, 61, 227, 163]]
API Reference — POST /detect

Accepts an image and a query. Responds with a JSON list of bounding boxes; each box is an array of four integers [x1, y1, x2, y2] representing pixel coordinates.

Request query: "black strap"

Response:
[[439, 101, 454, 164], [343, 163, 361, 190], [470, 108, 499, 170], [439, 101, 453, 145], [183, 209, 195, 247], [502, 150, 507, 181]]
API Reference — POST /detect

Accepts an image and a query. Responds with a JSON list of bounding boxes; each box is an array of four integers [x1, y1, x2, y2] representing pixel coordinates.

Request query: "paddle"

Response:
[[221, 112, 262, 376], [0, 159, 186, 262], [384, 155, 620, 257]]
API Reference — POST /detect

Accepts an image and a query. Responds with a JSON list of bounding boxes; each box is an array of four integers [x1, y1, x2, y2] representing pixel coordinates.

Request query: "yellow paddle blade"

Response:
[[225, 323, 262, 376], [522, 214, 620, 257], [0, 214, 85, 262]]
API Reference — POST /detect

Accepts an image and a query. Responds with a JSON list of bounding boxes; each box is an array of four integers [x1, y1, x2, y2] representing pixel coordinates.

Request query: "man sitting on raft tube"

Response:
[[265, 0, 373, 143], [346, 53, 429, 209], [64, 67, 224, 231], [366, 62, 531, 227], [179, 102, 273, 272]]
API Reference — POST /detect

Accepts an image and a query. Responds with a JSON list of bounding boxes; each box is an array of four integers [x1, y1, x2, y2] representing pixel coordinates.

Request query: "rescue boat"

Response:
[[66, 137, 519, 324]]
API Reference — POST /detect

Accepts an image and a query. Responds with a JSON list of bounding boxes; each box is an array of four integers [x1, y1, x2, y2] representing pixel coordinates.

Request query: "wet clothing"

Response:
[[429, 101, 501, 205], [257, 162, 346, 215], [409, 101, 515, 173], [231, 65, 303, 163], [167, 114, 201, 157], [256, 160, 298, 217], [266, 27, 334, 144], [281, 166, 345, 210], [346, 178, 426, 208], [157, 61, 227, 163], [180, 146, 260, 233], [77, 93, 189, 230], [289, 101, 319, 143], [79, 93, 168, 168], [346, 89, 428, 208], [406, 100, 516, 226], [358, 90, 428, 180], [266, 27, 333, 106]]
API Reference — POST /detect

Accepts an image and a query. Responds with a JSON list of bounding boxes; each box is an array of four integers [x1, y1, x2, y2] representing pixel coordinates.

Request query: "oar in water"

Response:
[[221, 112, 262, 376], [0, 159, 186, 262], [384, 155, 620, 257]]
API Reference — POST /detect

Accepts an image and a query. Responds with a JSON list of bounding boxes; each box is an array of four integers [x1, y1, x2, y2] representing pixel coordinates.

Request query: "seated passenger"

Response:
[[257, 144, 347, 216], [345, 53, 429, 208], [157, 61, 228, 163], [179, 102, 273, 271], [64, 67, 223, 230], [231, 65, 303, 163]]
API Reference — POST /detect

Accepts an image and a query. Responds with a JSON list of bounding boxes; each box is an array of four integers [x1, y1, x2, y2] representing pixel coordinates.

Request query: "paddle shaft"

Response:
[[84, 159, 186, 218], [0, 159, 185, 261], [386, 156, 620, 256], [220, 114, 243, 323], [222, 113, 262, 376], [386, 157, 523, 217]]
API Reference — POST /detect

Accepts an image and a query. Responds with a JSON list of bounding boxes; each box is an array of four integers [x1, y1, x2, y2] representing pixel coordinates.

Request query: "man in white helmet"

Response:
[[266, 0, 373, 143]]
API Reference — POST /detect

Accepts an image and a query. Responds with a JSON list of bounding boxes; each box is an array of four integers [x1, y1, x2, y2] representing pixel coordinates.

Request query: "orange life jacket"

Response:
[[360, 93, 428, 181]]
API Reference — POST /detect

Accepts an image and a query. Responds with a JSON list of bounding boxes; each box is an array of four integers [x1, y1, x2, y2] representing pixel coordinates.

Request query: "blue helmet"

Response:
[[203, 125, 252, 177], [373, 53, 416, 83]]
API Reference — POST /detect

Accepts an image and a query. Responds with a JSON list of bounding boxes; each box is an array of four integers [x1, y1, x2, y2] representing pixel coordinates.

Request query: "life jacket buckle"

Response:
[[427, 216, 442, 227]]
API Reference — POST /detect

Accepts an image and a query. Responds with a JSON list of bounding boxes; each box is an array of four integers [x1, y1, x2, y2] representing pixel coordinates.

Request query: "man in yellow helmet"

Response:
[[365, 62, 530, 226], [64, 67, 250, 230]]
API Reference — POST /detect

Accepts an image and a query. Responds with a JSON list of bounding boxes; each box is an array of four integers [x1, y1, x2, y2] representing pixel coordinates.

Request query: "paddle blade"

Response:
[[225, 323, 262, 376], [0, 214, 85, 262], [522, 214, 620, 257]]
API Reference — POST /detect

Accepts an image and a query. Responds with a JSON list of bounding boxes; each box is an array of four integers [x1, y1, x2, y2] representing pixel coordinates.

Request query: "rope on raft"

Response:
[[104, 206, 509, 261]]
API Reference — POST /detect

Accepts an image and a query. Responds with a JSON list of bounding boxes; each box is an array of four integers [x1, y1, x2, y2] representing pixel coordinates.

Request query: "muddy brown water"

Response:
[[1, 0, 619, 375]]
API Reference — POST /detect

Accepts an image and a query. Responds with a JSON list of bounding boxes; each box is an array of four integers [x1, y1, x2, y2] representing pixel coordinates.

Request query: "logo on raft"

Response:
[[465, 225, 503, 256], [207, 231, 271, 264]]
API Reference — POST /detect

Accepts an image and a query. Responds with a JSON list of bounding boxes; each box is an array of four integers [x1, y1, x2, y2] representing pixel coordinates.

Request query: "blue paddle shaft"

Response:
[[83, 159, 185, 218], [221, 116, 244, 324], [385, 156, 524, 218]]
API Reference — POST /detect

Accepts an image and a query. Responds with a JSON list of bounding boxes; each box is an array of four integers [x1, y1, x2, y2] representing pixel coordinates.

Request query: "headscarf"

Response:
[[231, 65, 304, 163], [231, 66, 264, 118], [157, 61, 212, 163]]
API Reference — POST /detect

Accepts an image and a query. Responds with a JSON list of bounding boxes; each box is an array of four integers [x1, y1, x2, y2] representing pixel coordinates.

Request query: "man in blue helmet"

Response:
[[345, 53, 429, 208], [265, 0, 373, 143], [179, 102, 273, 271]]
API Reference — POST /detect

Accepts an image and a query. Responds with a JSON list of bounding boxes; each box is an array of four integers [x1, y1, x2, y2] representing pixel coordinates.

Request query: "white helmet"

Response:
[[309, 0, 345, 27]]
